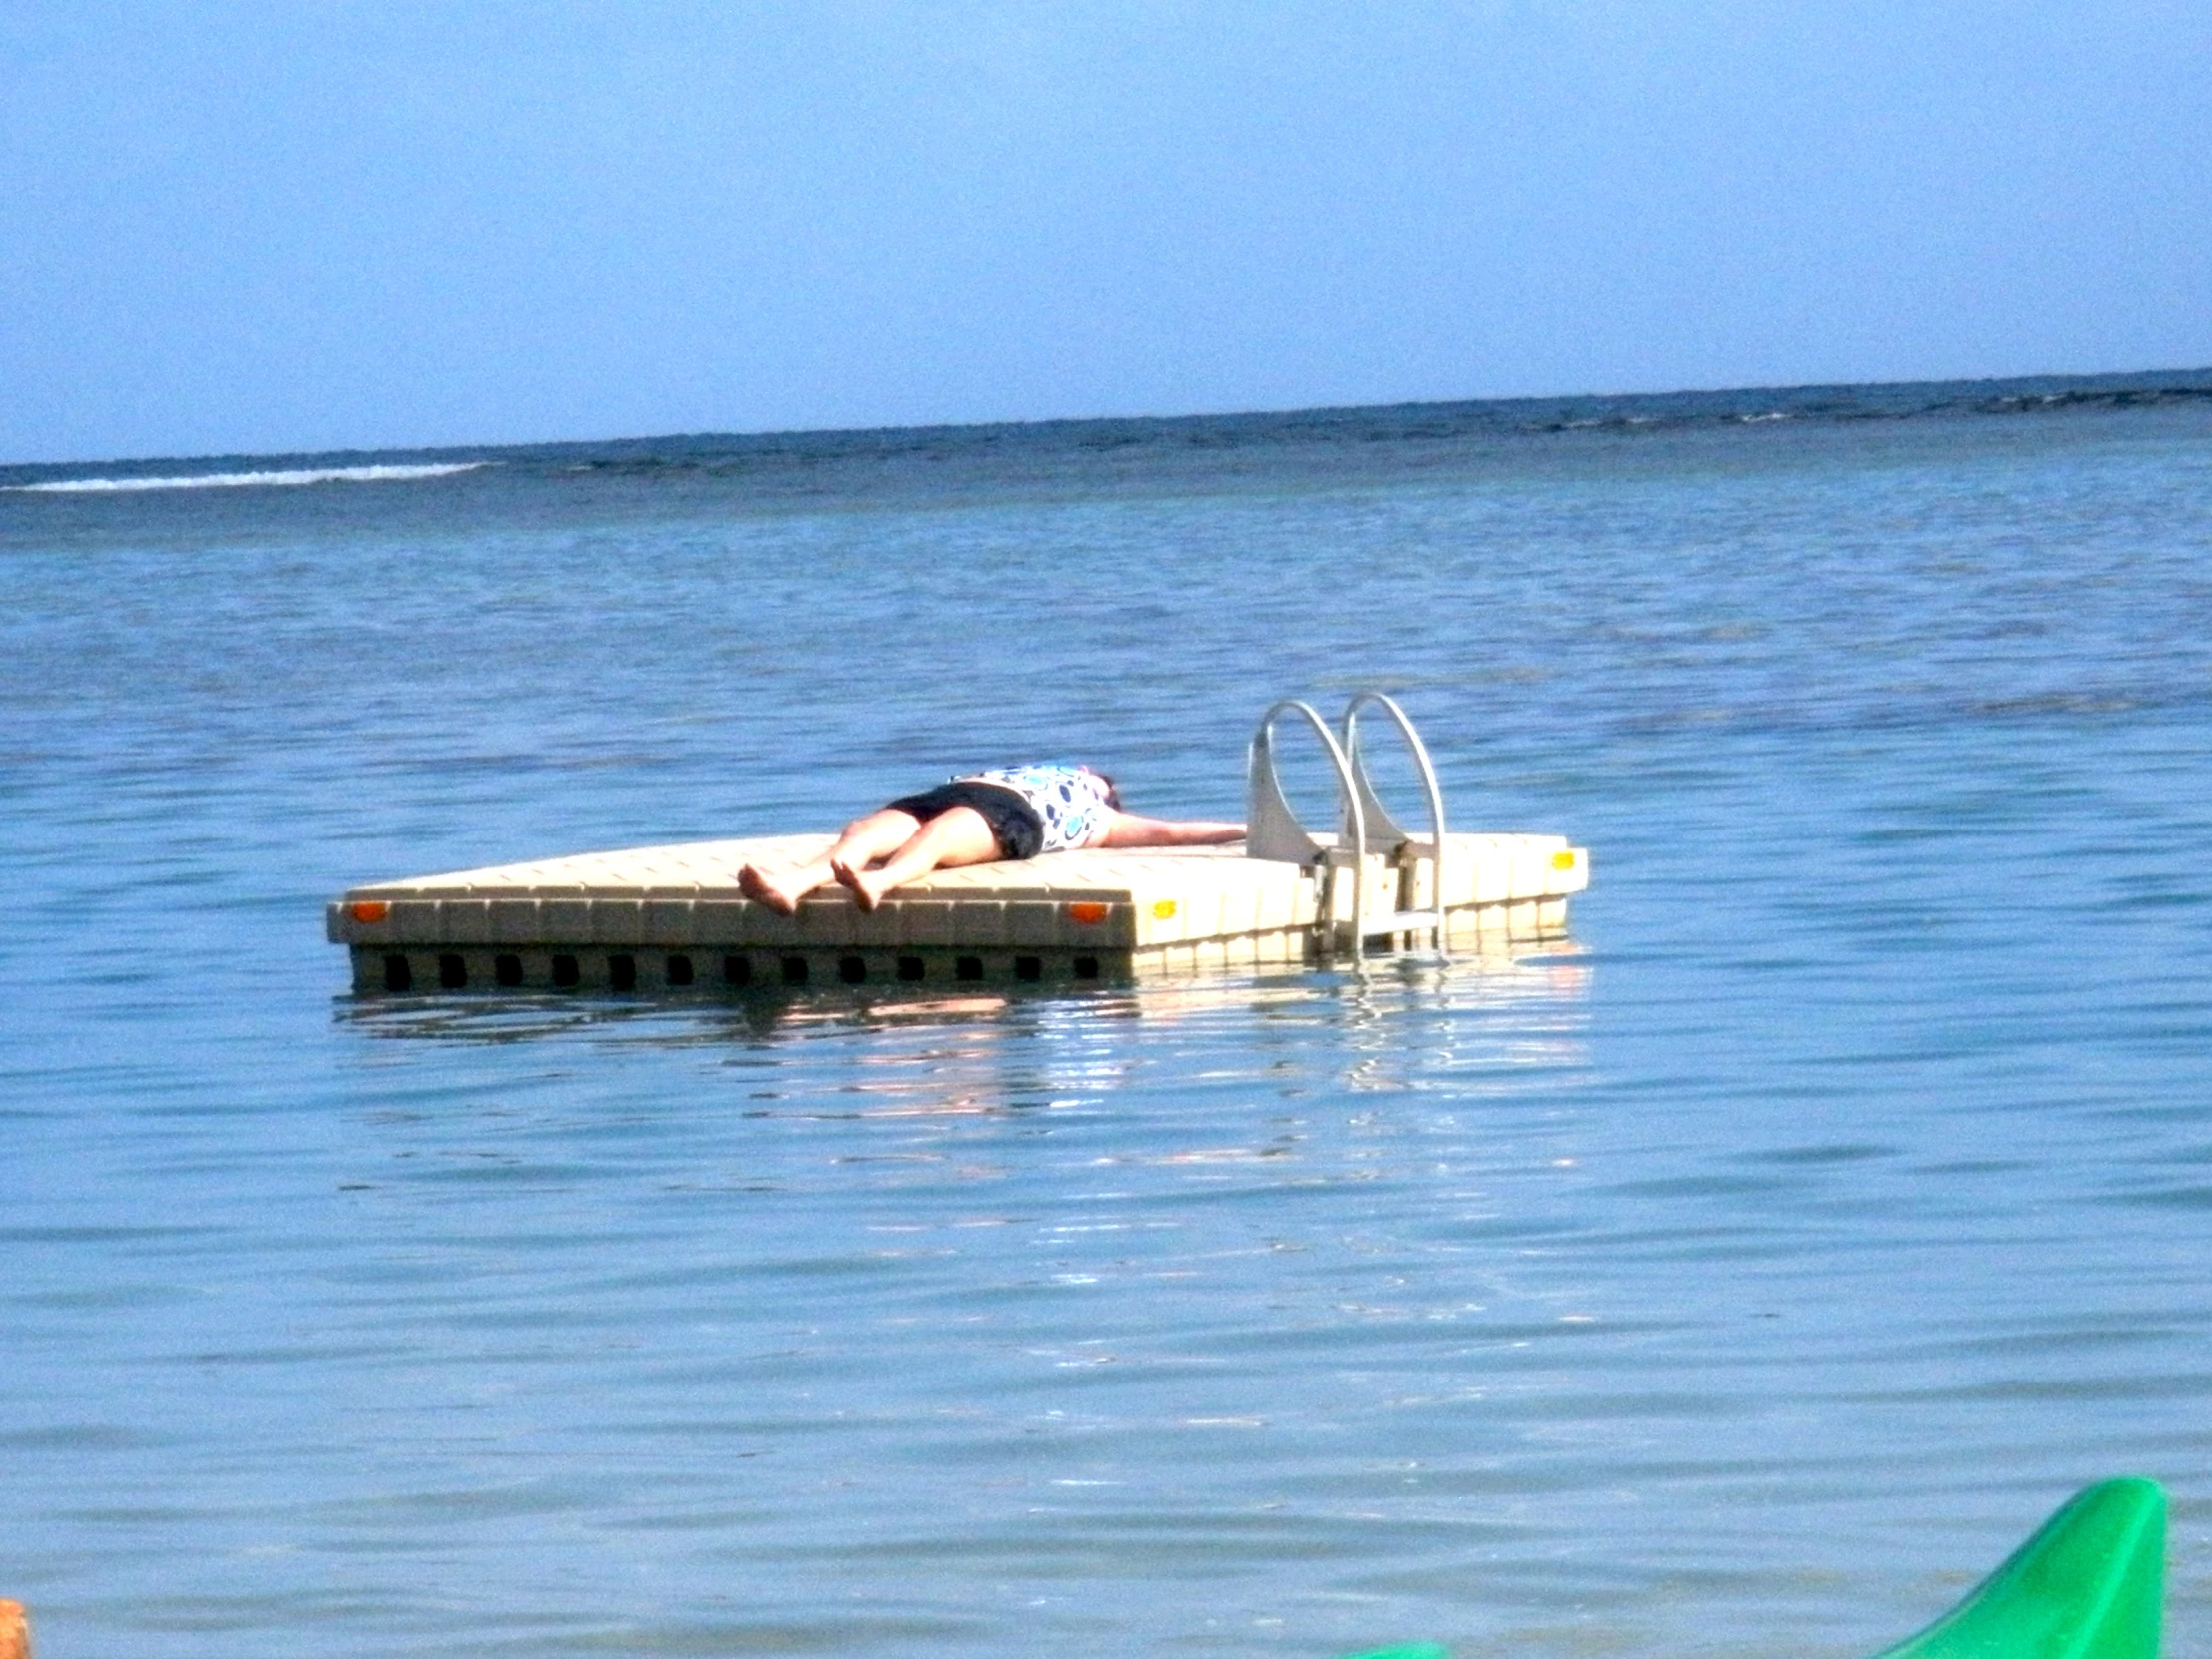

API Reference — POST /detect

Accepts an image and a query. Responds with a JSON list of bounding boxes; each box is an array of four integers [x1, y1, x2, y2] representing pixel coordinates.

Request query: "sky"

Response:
[[3, 0, 2209, 463]]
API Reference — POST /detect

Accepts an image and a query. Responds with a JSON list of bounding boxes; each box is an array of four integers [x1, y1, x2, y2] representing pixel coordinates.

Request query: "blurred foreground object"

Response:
[[1336, 1477, 2164, 1659]]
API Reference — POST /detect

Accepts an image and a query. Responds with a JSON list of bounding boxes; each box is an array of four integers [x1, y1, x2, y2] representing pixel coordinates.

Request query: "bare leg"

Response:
[[841, 807, 1002, 910], [739, 809, 920, 915]]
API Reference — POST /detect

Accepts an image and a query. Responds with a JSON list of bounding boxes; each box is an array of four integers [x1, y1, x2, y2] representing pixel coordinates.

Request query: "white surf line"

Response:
[[4, 462, 490, 494]]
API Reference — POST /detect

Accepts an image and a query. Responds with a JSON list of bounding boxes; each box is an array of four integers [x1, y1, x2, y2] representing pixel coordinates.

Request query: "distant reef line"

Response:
[[10, 366, 2210, 484]]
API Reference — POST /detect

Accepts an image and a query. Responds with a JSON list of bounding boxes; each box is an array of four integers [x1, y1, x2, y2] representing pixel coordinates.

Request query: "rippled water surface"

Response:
[[5, 383, 2211, 1658]]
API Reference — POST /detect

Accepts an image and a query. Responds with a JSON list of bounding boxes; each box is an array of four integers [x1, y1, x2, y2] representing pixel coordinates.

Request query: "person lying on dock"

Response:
[[737, 763, 1245, 914]]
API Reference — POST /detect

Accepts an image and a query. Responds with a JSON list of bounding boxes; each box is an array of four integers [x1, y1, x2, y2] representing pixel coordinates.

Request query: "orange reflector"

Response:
[[349, 900, 391, 923], [1068, 902, 1110, 924], [1551, 850, 1578, 870], [1153, 899, 1178, 920]]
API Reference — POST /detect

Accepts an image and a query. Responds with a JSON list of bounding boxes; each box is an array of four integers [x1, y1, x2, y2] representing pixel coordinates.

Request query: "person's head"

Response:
[[1095, 771, 1122, 811]]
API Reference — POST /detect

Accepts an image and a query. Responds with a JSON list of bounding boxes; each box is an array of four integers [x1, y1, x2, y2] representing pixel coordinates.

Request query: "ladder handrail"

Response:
[[1341, 691, 1449, 954], [1246, 699, 1370, 957]]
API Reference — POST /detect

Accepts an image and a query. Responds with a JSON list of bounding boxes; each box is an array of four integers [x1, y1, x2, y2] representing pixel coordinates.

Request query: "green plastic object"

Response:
[[1330, 1477, 2164, 1659], [1872, 1478, 2165, 1659]]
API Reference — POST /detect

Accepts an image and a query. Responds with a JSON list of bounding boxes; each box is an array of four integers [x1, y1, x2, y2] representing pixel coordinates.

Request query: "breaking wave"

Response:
[[6, 462, 487, 494]]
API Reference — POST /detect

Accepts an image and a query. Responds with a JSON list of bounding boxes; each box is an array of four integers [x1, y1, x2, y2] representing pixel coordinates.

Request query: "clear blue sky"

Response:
[[4, 1, 2208, 463]]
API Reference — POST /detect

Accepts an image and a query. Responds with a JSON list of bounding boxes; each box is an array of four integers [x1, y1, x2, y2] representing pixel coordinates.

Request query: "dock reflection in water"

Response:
[[334, 955, 1594, 1146]]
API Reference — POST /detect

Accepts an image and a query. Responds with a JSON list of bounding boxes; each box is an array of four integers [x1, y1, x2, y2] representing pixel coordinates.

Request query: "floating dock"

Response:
[[329, 830, 1588, 993], [330, 694, 1590, 993]]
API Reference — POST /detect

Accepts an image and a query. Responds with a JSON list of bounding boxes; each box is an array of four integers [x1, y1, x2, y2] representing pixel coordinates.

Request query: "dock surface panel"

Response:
[[330, 832, 1588, 992]]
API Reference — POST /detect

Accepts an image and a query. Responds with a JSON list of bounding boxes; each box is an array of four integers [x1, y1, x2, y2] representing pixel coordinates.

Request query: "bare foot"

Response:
[[834, 858, 891, 911], [739, 862, 808, 916]]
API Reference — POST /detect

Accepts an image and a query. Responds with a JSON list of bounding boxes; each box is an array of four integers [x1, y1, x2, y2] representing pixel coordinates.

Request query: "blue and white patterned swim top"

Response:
[[956, 764, 1117, 853]]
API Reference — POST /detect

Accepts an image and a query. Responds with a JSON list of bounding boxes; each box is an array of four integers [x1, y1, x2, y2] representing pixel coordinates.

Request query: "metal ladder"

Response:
[[1246, 692, 1450, 960]]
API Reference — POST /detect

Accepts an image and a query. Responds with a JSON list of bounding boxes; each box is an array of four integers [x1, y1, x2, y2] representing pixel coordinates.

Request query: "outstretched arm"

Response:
[[1096, 812, 1245, 849]]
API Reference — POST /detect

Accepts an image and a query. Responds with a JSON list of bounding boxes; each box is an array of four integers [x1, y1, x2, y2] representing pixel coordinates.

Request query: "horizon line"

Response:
[[9, 362, 2211, 476]]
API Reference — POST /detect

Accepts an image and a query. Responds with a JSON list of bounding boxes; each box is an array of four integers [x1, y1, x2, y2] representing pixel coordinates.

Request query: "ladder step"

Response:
[[1360, 910, 1446, 936]]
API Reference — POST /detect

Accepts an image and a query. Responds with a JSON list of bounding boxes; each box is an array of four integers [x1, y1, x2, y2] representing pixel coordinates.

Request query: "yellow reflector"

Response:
[[1153, 899, 1178, 920], [1551, 850, 1578, 870], [349, 900, 391, 922], [1068, 901, 1110, 924]]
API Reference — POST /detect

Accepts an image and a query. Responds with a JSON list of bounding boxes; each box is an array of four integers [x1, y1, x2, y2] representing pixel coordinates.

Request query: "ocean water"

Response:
[[3, 374, 2210, 1659]]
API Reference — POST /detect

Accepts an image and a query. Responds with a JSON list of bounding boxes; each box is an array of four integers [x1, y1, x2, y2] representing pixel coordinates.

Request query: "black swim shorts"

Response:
[[883, 781, 1045, 860]]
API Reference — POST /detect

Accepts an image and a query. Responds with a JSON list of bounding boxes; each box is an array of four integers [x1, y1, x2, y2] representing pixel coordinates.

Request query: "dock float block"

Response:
[[330, 832, 1589, 992]]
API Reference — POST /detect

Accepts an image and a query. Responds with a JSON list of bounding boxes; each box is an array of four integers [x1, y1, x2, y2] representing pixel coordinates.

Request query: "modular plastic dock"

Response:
[[329, 692, 1589, 993], [329, 830, 1588, 993]]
